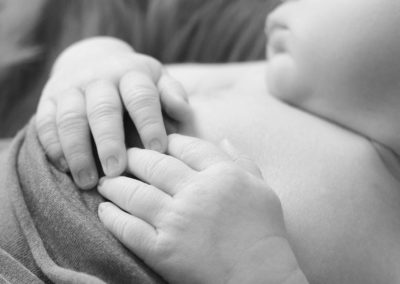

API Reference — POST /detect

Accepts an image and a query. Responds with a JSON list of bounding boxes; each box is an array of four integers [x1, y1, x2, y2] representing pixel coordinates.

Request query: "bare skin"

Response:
[[37, 39, 400, 283], [165, 62, 400, 284]]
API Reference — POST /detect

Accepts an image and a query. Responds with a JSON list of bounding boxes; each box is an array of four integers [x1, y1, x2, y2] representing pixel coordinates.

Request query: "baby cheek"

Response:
[[266, 55, 311, 107]]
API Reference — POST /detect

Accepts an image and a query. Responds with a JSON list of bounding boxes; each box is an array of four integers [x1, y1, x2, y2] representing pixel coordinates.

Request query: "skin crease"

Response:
[[40, 46, 400, 282], [34, 0, 400, 281], [165, 62, 400, 284], [164, 3, 400, 282], [266, 0, 400, 157]]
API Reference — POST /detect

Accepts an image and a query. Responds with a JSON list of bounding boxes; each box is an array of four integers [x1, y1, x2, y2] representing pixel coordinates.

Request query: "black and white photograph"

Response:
[[1, 0, 399, 283]]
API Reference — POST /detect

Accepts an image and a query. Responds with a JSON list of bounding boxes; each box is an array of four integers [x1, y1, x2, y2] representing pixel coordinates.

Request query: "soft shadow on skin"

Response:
[[371, 141, 400, 184]]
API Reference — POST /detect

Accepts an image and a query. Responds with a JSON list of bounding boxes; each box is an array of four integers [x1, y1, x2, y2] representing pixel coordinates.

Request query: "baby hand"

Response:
[[98, 134, 307, 284], [36, 37, 190, 189]]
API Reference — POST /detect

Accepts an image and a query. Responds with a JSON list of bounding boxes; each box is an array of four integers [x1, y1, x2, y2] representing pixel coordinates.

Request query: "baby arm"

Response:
[[98, 134, 309, 284], [36, 37, 191, 189]]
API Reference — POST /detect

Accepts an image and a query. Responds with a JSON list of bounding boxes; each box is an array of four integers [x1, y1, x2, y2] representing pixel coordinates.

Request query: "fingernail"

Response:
[[149, 139, 162, 152], [98, 177, 106, 188], [98, 202, 110, 215], [77, 169, 97, 189], [57, 157, 69, 172], [106, 156, 119, 176]]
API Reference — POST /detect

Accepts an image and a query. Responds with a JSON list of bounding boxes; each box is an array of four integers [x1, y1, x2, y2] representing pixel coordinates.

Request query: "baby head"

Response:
[[266, 0, 400, 154]]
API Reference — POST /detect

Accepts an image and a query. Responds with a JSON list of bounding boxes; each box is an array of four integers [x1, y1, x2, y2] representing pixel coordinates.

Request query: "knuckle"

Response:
[[95, 133, 121, 150], [124, 86, 158, 110], [119, 68, 135, 83], [57, 111, 86, 134], [124, 182, 142, 210], [36, 123, 62, 157], [113, 217, 132, 241], [85, 79, 111, 91], [210, 162, 245, 187], [41, 137, 60, 153], [65, 146, 88, 163], [135, 115, 160, 134], [144, 155, 170, 181], [36, 116, 54, 136], [154, 235, 176, 261], [111, 54, 139, 71], [154, 213, 185, 254], [88, 100, 120, 122], [135, 55, 162, 80], [177, 139, 203, 161]]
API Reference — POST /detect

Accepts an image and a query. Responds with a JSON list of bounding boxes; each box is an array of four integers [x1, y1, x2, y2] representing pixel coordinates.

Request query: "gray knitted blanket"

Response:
[[0, 118, 164, 284]]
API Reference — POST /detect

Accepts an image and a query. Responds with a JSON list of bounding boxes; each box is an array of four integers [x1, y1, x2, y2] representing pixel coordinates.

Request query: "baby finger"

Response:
[[158, 73, 191, 122], [36, 99, 68, 171], [98, 202, 157, 262], [98, 177, 171, 226], [120, 70, 167, 153], [56, 88, 98, 190], [86, 80, 127, 177]]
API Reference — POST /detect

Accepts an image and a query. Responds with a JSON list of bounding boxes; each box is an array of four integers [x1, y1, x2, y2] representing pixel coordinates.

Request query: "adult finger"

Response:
[[98, 202, 157, 262], [56, 88, 98, 189], [158, 73, 191, 122], [36, 99, 68, 171], [120, 70, 167, 153], [126, 148, 195, 195], [86, 80, 127, 177], [167, 134, 232, 171], [98, 177, 171, 226], [219, 139, 263, 179]]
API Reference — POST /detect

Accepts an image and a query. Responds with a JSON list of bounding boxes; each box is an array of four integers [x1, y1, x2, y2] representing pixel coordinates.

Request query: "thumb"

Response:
[[219, 139, 263, 179]]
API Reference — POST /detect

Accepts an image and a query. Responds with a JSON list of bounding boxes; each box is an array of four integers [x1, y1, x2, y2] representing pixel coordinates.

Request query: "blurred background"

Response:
[[0, 0, 280, 137]]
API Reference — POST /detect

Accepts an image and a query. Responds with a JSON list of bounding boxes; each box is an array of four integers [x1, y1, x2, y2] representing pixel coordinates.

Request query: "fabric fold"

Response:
[[0, 118, 164, 284]]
